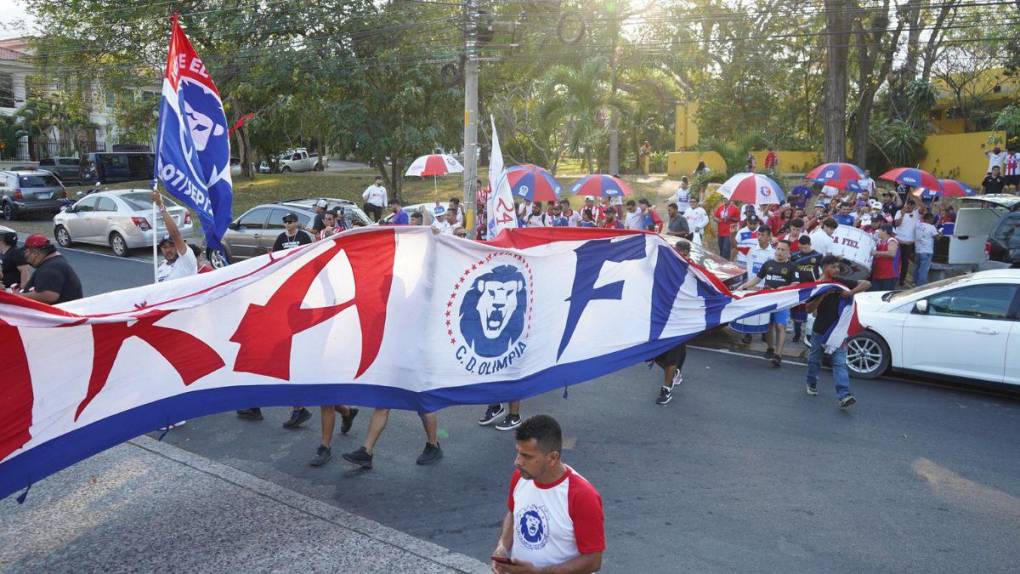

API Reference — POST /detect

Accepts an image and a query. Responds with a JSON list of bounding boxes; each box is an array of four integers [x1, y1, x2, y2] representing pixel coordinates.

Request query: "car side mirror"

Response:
[[228, 221, 241, 230], [913, 300, 928, 314]]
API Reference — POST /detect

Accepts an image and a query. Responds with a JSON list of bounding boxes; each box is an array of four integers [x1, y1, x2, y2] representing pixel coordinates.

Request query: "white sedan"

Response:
[[833, 269, 1020, 386], [53, 189, 194, 257]]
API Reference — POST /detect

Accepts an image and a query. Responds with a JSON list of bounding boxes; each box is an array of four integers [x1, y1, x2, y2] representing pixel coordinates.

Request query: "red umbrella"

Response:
[[406, 154, 465, 199], [879, 167, 941, 191], [569, 174, 632, 198]]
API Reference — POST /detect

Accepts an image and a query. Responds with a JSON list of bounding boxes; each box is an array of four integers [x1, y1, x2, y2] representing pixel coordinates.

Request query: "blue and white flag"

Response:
[[486, 115, 517, 239], [154, 15, 233, 250]]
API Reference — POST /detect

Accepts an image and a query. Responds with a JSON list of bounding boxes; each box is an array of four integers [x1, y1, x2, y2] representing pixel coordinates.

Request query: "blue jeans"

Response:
[[718, 235, 732, 260], [914, 252, 932, 286], [806, 341, 851, 399]]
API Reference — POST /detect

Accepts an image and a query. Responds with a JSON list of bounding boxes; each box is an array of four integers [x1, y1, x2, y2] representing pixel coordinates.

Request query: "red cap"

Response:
[[24, 234, 51, 249]]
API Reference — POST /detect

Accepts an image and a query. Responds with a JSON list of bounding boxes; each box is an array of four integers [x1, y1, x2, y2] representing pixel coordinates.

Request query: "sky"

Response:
[[0, 0, 37, 40]]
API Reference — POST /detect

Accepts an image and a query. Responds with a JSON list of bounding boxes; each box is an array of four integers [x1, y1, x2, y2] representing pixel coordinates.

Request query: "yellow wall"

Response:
[[674, 102, 700, 150], [931, 118, 967, 134], [667, 151, 727, 176], [920, 130, 1005, 187], [749, 150, 823, 174]]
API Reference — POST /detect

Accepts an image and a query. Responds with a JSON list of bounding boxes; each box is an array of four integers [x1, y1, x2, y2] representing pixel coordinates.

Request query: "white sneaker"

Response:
[[159, 420, 187, 431], [672, 370, 684, 386]]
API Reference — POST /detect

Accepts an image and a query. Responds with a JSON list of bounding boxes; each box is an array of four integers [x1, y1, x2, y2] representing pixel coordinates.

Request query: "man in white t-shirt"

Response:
[[858, 170, 876, 195], [674, 177, 692, 214], [492, 415, 604, 573], [362, 176, 387, 221], [623, 199, 645, 230], [683, 195, 709, 245], [913, 212, 939, 286], [986, 146, 1008, 173], [808, 217, 838, 256], [432, 209, 459, 235], [894, 199, 920, 286], [153, 191, 198, 283]]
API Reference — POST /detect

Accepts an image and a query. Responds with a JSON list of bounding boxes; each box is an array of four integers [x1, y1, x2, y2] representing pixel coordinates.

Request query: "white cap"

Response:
[[315, 199, 328, 209], [869, 199, 882, 210], [584, 195, 594, 201]]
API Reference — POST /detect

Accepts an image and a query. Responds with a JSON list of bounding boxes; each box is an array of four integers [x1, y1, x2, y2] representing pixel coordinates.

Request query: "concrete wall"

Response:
[[667, 151, 726, 176], [920, 130, 1006, 187], [674, 102, 700, 150]]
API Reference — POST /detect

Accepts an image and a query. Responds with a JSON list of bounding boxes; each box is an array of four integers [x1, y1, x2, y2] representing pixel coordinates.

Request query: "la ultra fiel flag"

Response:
[[0, 228, 858, 500], [154, 14, 233, 252]]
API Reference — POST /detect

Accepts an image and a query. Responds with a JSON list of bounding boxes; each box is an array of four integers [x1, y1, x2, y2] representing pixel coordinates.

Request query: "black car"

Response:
[[38, 157, 87, 185], [980, 195, 1020, 265]]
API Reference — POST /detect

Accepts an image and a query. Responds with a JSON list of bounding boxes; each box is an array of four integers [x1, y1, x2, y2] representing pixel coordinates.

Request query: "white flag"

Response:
[[487, 115, 517, 239]]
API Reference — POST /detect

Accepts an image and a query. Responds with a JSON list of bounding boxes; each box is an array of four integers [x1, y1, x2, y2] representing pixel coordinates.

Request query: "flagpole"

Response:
[[152, 180, 159, 282]]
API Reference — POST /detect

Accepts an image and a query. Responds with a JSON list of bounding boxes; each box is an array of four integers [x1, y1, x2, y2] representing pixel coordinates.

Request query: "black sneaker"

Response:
[[478, 404, 506, 426], [792, 334, 801, 343], [236, 408, 263, 420], [806, 383, 818, 396], [342, 446, 373, 469], [771, 355, 782, 368], [656, 385, 673, 405], [839, 395, 857, 409], [340, 408, 359, 434], [283, 407, 312, 429], [310, 445, 331, 467], [416, 442, 443, 465], [764, 347, 775, 360], [495, 414, 522, 431]]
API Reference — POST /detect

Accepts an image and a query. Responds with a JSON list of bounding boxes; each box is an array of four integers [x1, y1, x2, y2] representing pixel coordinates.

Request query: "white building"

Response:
[[0, 37, 154, 161]]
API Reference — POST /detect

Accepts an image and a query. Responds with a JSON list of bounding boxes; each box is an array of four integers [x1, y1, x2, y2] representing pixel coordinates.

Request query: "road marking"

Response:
[[63, 246, 152, 264]]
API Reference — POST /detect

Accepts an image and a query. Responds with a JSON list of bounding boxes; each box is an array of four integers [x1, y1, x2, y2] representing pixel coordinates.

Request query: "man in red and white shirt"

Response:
[[492, 415, 604, 574]]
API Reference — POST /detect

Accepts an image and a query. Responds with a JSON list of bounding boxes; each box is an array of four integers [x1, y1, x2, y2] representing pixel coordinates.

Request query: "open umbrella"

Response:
[[806, 162, 865, 182], [506, 164, 562, 202], [569, 174, 633, 198], [717, 172, 785, 205], [935, 179, 976, 197], [879, 167, 940, 191], [406, 153, 465, 199]]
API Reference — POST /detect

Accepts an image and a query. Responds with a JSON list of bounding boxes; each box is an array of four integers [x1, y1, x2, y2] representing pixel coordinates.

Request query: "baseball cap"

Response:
[[584, 195, 594, 201], [24, 234, 51, 249], [869, 199, 882, 210], [158, 233, 173, 246], [282, 212, 299, 222], [314, 199, 328, 209]]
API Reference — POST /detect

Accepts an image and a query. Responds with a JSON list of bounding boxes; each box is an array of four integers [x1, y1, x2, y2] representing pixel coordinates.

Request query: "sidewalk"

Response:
[[0, 436, 488, 574]]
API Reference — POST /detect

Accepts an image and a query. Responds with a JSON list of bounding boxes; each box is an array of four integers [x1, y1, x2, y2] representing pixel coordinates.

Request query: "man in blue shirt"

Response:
[[387, 198, 409, 225], [833, 203, 855, 226], [790, 184, 812, 210]]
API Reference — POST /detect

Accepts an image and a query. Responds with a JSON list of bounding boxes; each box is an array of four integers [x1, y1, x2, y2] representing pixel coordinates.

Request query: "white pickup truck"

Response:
[[274, 148, 327, 173]]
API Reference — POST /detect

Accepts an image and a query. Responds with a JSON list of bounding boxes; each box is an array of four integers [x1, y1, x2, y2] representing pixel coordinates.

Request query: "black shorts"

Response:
[[364, 203, 383, 221], [1005, 174, 1019, 187], [655, 343, 687, 368]]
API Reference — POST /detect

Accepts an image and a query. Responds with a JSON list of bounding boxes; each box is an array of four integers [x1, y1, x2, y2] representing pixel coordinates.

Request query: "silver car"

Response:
[[1, 170, 68, 220], [53, 189, 195, 257]]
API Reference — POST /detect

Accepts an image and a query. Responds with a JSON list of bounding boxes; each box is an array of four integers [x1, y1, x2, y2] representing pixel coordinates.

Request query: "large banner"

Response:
[[0, 228, 848, 499], [155, 15, 233, 250]]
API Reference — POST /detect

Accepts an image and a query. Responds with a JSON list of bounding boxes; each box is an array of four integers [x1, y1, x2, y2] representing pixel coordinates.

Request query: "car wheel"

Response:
[[110, 232, 129, 257], [2, 201, 15, 221], [845, 331, 890, 379], [208, 247, 230, 269], [54, 225, 73, 247], [314, 162, 324, 172], [281, 166, 291, 173]]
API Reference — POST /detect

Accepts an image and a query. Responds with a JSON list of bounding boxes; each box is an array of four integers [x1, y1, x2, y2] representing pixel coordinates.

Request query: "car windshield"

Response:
[[885, 274, 973, 302], [120, 192, 178, 211], [18, 174, 61, 188]]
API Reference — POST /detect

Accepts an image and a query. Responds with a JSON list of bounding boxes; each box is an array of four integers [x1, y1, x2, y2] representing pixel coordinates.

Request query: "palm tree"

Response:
[[539, 59, 627, 173]]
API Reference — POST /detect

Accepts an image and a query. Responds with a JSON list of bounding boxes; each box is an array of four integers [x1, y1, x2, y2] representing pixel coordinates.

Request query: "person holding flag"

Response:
[[154, 14, 233, 275]]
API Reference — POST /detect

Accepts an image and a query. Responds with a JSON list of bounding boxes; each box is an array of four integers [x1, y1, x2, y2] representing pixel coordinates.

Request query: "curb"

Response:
[[129, 435, 489, 574]]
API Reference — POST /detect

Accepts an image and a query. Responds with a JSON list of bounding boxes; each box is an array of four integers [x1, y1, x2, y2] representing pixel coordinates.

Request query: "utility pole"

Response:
[[607, 3, 620, 175], [462, 0, 479, 232]]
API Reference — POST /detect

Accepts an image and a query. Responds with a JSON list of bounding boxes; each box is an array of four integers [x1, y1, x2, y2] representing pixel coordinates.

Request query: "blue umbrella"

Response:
[[505, 164, 562, 202]]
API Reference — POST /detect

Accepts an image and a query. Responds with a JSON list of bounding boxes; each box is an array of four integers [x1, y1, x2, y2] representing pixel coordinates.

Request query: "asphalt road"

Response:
[[13, 234, 1020, 573]]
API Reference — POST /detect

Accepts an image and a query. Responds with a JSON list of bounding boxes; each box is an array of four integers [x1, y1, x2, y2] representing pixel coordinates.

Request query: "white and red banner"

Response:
[[0, 228, 848, 499]]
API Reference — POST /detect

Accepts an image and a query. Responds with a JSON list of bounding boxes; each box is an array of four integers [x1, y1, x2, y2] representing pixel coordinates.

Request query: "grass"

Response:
[[68, 170, 682, 219]]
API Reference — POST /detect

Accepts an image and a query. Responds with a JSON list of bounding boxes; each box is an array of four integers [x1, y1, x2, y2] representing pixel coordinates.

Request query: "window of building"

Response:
[[0, 73, 15, 108]]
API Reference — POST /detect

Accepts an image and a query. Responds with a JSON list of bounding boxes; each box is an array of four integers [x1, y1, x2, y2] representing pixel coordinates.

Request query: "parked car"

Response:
[[929, 194, 1020, 279], [975, 194, 1020, 266], [81, 152, 155, 184], [38, 157, 87, 185], [1, 170, 68, 220], [53, 189, 194, 257], [219, 199, 370, 263], [276, 148, 327, 173], [808, 269, 1020, 386]]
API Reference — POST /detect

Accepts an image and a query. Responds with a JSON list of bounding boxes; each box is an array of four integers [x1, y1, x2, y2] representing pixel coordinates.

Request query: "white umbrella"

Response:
[[406, 154, 465, 199]]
